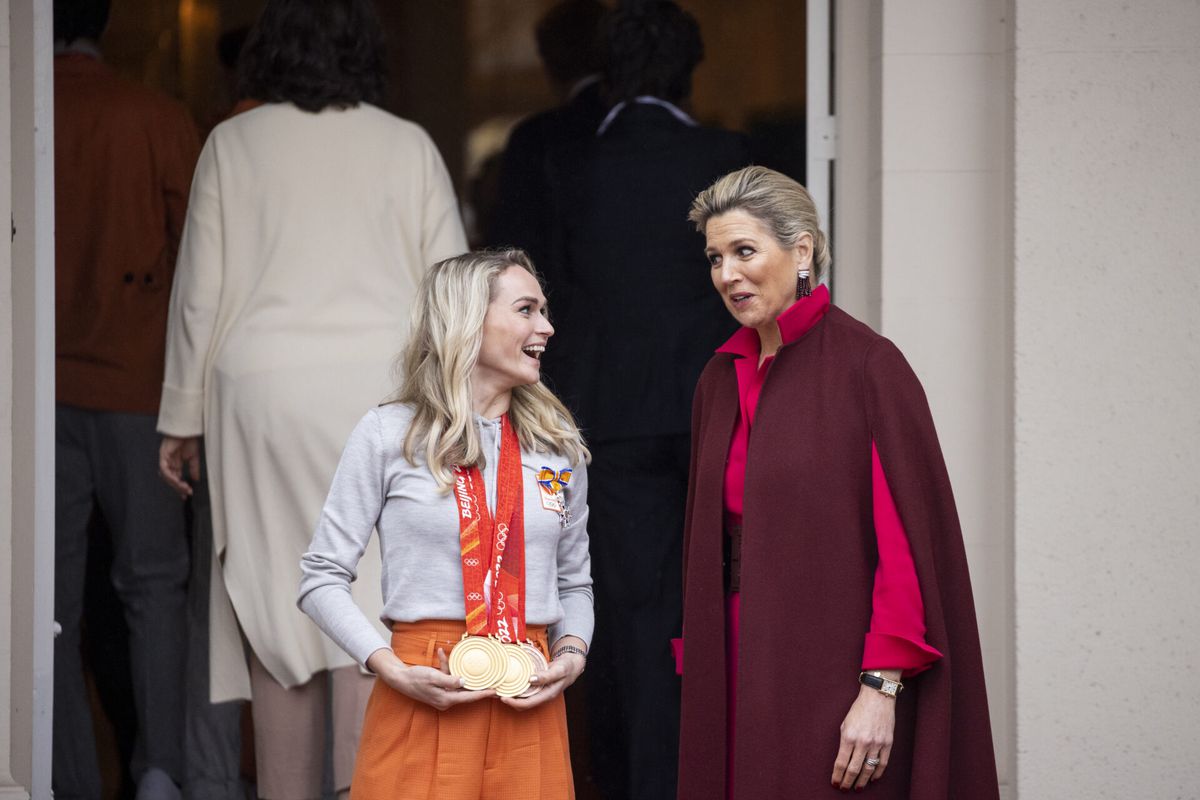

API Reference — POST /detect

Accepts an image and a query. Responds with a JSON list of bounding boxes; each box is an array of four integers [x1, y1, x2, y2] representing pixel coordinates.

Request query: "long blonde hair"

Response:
[[394, 249, 589, 490]]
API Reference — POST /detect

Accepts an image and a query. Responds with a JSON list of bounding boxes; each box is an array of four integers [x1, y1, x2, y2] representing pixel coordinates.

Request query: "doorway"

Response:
[[41, 2, 815, 799]]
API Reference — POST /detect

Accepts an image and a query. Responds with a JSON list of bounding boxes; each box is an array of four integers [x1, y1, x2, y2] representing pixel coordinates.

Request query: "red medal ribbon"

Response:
[[453, 415, 526, 643]]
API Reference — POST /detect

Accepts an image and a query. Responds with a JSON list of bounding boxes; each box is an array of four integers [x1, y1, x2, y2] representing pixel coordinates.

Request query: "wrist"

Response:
[[550, 634, 587, 658], [366, 648, 404, 680], [551, 643, 587, 661]]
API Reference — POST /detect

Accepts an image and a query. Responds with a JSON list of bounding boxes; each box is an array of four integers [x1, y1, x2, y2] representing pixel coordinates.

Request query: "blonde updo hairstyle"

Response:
[[687, 165, 832, 284], [395, 249, 588, 491]]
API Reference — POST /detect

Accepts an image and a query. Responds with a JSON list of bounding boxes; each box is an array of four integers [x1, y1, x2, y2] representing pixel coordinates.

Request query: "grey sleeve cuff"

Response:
[[298, 584, 390, 669], [549, 586, 595, 650]]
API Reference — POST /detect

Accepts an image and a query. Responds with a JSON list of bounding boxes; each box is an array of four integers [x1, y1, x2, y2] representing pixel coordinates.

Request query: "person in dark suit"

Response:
[[542, 4, 752, 798], [487, 0, 610, 265]]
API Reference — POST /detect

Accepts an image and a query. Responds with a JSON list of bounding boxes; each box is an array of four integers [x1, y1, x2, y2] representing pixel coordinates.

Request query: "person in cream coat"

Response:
[[156, 1, 468, 796]]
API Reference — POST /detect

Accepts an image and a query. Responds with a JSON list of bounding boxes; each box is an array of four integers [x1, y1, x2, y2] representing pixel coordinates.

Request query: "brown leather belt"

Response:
[[723, 522, 743, 594]]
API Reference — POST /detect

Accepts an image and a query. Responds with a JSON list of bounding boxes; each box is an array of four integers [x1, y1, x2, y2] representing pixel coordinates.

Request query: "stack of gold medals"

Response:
[[449, 635, 547, 698]]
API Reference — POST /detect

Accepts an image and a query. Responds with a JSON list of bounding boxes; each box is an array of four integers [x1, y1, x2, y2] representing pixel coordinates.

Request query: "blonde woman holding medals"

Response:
[[298, 250, 592, 798]]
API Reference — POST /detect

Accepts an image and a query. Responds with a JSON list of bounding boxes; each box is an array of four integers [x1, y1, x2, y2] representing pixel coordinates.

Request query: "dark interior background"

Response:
[[102, 0, 807, 198]]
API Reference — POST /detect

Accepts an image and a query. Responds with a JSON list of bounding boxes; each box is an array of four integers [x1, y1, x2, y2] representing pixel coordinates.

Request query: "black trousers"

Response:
[[54, 407, 189, 799], [584, 434, 689, 800]]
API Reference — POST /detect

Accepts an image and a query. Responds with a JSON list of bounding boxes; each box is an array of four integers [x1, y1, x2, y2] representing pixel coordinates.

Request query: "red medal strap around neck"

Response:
[[453, 415, 526, 643]]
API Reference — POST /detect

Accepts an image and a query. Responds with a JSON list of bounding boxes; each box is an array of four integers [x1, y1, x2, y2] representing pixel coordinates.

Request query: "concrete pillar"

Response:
[[835, 3, 1014, 796], [1012, 1, 1200, 796]]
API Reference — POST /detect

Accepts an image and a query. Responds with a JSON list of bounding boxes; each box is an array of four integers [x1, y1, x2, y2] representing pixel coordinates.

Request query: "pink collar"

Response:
[[716, 284, 831, 358]]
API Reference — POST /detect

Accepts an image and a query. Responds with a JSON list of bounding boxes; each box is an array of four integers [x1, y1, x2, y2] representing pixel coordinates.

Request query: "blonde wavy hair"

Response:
[[687, 165, 832, 284], [394, 249, 589, 491]]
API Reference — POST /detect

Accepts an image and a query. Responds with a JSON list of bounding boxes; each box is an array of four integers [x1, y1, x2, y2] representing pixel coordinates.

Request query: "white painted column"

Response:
[[830, 0, 882, 330], [3, 0, 56, 797], [1, 4, 25, 797], [1012, 1, 1200, 796], [835, 3, 1014, 796], [806, 0, 834, 229]]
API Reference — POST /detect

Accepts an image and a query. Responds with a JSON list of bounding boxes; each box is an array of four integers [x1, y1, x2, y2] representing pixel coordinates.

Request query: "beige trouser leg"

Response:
[[331, 663, 374, 796], [248, 653, 373, 800]]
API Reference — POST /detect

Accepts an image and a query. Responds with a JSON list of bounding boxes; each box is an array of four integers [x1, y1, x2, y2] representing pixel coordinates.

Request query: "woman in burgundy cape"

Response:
[[676, 166, 1000, 799]]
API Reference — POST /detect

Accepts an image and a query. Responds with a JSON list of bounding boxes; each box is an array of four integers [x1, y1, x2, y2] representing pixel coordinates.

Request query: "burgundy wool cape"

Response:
[[677, 305, 1000, 799]]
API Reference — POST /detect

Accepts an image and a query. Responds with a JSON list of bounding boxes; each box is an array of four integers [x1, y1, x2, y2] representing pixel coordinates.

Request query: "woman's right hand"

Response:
[[159, 436, 201, 499], [366, 647, 493, 711]]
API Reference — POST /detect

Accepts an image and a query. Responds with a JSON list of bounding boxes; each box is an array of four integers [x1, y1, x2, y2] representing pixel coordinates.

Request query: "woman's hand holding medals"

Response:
[[498, 635, 586, 711], [366, 646, 492, 712], [364, 634, 585, 712]]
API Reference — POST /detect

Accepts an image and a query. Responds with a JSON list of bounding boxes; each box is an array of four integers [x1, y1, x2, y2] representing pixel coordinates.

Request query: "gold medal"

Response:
[[449, 635, 507, 690], [494, 642, 535, 698], [516, 642, 548, 699]]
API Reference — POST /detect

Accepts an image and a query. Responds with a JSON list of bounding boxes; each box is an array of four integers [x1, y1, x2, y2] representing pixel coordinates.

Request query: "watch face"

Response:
[[881, 679, 900, 696]]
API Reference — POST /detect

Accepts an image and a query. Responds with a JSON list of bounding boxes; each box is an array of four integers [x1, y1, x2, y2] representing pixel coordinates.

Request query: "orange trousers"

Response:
[[349, 620, 575, 800]]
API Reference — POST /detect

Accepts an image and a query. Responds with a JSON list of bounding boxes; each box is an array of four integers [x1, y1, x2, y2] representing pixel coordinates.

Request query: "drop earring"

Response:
[[795, 266, 812, 300]]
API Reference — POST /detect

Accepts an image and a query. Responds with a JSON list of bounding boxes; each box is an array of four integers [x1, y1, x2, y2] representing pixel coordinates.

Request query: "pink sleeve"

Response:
[[861, 442, 944, 677]]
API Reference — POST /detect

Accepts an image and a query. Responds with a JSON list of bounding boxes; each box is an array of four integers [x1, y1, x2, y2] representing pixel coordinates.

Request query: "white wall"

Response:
[[1012, 1, 1200, 796]]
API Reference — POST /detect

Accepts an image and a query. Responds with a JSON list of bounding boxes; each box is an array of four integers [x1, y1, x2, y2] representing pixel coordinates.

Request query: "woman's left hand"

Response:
[[832, 683, 897, 791], [498, 636, 586, 711]]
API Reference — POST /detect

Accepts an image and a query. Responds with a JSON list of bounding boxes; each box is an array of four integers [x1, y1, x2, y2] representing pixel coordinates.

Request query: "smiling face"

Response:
[[473, 265, 555, 396], [704, 208, 813, 334]]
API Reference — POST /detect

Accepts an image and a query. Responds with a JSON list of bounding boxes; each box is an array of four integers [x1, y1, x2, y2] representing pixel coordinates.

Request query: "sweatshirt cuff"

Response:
[[297, 586, 390, 670], [862, 632, 943, 678], [157, 383, 204, 436], [359, 643, 393, 674], [548, 594, 594, 651], [330, 618, 390, 671]]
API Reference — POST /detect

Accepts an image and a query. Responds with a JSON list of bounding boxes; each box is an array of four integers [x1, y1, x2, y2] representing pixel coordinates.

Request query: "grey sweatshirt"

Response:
[[298, 403, 594, 667]]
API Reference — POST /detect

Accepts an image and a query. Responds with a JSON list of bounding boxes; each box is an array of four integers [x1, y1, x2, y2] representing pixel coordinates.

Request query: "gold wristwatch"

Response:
[[859, 670, 903, 698]]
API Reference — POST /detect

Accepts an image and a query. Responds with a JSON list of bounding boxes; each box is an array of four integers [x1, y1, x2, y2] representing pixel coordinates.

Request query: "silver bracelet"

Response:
[[551, 644, 587, 662]]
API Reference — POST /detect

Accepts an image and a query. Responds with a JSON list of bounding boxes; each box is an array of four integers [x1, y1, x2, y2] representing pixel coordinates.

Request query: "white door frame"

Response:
[[806, 0, 835, 248], [4, 1, 57, 798]]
